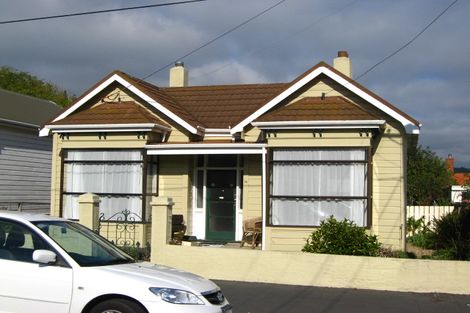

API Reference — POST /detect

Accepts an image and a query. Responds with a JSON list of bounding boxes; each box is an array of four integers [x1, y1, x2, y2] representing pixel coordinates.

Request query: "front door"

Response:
[[206, 170, 236, 241]]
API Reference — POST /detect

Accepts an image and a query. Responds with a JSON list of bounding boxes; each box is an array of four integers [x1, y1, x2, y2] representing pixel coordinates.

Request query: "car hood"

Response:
[[97, 261, 219, 294]]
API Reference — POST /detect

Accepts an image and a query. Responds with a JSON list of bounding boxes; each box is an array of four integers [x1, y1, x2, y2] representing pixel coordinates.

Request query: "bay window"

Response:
[[269, 148, 369, 227], [62, 150, 157, 221]]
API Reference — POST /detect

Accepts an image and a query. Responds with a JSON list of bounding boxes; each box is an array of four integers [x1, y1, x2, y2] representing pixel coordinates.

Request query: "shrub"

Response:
[[406, 216, 434, 249], [432, 208, 470, 260], [302, 216, 381, 256]]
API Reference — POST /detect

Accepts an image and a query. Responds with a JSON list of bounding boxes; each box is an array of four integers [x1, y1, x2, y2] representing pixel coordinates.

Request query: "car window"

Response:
[[0, 219, 66, 266], [34, 221, 134, 267]]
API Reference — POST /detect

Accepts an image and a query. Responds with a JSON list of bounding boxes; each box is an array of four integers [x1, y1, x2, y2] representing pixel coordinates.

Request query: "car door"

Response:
[[0, 219, 73, 313]]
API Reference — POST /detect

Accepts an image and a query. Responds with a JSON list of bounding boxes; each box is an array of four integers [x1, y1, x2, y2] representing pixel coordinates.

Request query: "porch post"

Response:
[[261, 146, 267, 251], [78, 193, 100, 232], [150, 197, 174, 263]]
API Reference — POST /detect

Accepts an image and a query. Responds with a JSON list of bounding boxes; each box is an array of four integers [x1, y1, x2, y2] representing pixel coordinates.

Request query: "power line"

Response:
[[355, 0, 459, 81], [192, 0, 360, 81], [141, 0, 288, 80], [0, 0, 207, 25]]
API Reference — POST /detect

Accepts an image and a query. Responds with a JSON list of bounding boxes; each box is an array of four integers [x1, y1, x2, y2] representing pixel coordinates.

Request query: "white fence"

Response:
[[406, 205, 454, 226]]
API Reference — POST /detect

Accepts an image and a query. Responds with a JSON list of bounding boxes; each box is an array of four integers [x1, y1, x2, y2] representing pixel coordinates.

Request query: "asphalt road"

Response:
[[215, 280, 470, 313]]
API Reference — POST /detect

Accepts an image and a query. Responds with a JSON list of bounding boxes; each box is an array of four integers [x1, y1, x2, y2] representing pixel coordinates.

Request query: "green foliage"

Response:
[[0, 66, 73, 107], [302, 216, 381, 256], [406, 216, 434, 249], [407, 145, 454, 205], [431, 208, 470, 260]]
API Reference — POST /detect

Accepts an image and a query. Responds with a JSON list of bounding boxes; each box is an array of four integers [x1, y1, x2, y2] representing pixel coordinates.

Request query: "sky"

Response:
[[1, 0, 469, 167]]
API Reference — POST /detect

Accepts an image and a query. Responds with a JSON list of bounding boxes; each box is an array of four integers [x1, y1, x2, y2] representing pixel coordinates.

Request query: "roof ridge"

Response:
[[161, 82, 288, 90]]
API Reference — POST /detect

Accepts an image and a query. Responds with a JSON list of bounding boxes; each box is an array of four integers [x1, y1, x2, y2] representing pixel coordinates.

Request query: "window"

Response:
[[0, 220, 48, 263], [62, 150, 156, 221], [269, 148, 369, 227]]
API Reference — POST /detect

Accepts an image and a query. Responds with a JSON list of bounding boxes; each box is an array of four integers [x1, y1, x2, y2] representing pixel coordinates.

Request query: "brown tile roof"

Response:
[[454, 173, 470, 186], [161, 83, 287, 128], [256, 96, 382, 122], [51, 101, 169, 126], [47, 61, 420, 132]]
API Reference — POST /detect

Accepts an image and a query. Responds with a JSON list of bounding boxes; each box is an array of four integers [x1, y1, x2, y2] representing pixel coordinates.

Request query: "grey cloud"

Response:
[[0, 0, 469, 166]]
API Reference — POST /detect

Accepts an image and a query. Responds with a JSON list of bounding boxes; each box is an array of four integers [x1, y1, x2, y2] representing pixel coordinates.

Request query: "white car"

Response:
[[0, 211, 232, 313]]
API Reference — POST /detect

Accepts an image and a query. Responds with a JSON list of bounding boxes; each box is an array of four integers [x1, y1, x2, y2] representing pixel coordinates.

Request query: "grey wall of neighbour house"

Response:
[[0, 125, 52, 213]]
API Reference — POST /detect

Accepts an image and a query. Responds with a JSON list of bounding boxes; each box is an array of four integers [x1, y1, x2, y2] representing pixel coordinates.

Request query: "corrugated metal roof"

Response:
[[0, 88, 61, 126]]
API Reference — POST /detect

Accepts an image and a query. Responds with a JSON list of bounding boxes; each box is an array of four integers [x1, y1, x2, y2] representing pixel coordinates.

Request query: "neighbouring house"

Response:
[[0, 88, 61, 212], [40, 51, 420, 251], [446, 154, 470, 203]]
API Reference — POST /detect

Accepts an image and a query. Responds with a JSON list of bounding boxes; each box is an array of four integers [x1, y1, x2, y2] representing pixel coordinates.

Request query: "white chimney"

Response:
[[333, 51, 352, 78], [169, 61, 188, 87]]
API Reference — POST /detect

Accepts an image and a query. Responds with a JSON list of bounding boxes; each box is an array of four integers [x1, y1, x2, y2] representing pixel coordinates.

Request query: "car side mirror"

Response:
[[33, 249, 57, 264]]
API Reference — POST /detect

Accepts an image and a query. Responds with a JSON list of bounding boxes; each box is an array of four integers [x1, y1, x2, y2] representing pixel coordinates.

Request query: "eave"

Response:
[[252, 120, 386, 130], [41, 123, 171, 135]]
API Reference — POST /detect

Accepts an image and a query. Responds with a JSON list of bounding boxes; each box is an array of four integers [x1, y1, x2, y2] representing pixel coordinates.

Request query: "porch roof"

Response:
[[145, 143, 267, 155]]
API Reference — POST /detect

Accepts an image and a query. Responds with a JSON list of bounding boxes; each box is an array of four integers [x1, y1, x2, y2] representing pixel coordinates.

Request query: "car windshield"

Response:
[[32, 221, 135, 267]]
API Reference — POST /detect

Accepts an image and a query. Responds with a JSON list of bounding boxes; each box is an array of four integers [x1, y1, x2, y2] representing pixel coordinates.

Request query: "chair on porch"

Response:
[[171, 214, 186, 245], [240, 217, 262, 249]]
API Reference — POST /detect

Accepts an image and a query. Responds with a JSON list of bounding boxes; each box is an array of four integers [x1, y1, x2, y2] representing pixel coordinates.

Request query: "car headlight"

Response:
[[149, 287, 205, 305]]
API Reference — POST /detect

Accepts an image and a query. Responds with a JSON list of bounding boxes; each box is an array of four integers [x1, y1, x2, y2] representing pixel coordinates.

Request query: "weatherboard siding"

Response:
[[242, 155, 262, 221], [0, 126, 52, 212], [371, 124, 405, 249], [158, 155, 191, 220], [262, 124, 406, 251]]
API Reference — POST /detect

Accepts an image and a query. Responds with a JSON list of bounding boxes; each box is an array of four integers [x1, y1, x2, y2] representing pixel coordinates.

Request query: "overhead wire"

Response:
[[141, 0, 288, 80], [0, 0, 207, 25], [354, 0, 459, 81], [321, 0, 460, 99], [191, 0, 360, 81]]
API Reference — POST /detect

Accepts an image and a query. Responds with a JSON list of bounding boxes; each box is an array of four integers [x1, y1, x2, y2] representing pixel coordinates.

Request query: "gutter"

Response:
[[252, 120, 386, 130], [40, 123, 171, 136]]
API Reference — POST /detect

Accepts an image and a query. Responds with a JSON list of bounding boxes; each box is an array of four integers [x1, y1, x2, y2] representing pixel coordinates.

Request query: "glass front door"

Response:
[[205, 170, 236, 241]]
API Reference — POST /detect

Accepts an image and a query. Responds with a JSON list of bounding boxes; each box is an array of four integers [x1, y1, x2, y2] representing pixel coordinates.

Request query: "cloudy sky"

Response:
[[1, 0, 469, 167]]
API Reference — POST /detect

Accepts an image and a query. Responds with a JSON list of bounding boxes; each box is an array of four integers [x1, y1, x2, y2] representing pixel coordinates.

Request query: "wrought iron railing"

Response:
[[98, 209, 151, 261]]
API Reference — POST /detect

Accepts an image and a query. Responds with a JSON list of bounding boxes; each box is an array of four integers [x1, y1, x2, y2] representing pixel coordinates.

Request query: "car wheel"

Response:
[[89, 298, 146, 313]]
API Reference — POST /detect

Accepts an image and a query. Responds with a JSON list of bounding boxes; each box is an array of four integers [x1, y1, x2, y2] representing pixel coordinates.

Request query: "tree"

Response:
[[0, 66, 74, 107], [407, 145, 455, 205]]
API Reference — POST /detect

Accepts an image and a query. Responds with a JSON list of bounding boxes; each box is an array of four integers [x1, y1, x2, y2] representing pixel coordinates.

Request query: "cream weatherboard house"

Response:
[[40, 52, 420, 251]]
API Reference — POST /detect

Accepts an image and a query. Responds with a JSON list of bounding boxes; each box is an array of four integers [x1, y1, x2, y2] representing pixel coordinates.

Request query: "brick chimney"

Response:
[[446, 154, 455, 173], [169, 61, 188, 87], [333, 51, 352, 78]]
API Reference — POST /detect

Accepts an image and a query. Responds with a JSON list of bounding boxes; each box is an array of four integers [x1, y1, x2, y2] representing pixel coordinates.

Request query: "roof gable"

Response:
[[40, 61, 420, 137], [231, 62, 420, 134], [41, 71, 199, 136]]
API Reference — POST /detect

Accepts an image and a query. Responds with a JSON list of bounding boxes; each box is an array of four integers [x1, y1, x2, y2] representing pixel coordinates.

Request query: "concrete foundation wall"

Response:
[[153, 244, 470, 295]]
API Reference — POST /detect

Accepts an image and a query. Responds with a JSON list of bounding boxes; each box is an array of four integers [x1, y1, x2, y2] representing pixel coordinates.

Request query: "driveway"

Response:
[[215, 280, 470, 313]]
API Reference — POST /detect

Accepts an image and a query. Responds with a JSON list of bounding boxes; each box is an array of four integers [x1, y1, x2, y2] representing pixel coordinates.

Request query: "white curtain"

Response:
[[65, 163, 142, 194], [271, 199, 366, 226], [271, 148, 367, 226], [63, 195, 143, 220], [63, 150, 143, 220]]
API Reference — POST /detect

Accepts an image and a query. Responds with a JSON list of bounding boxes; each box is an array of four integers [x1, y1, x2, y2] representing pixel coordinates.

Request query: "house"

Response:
[[446, 154, 470, 203], [40, 51, 420, 251], [0, 88, 61, 212]]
